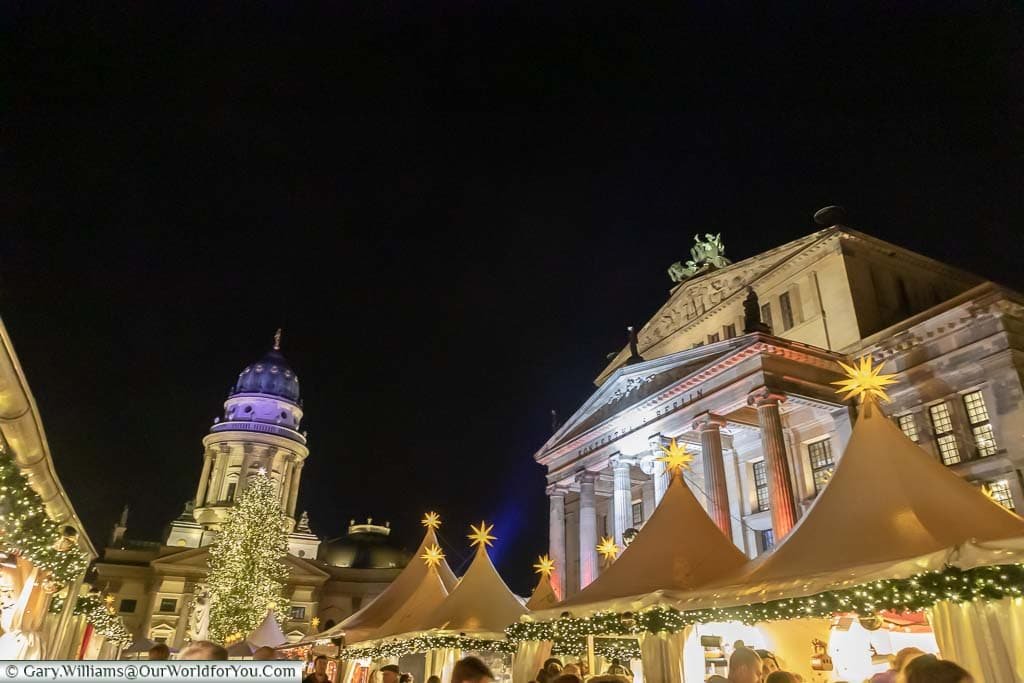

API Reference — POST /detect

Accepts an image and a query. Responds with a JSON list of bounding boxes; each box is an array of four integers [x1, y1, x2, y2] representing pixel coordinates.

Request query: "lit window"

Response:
[[708, 332, 720, 344], [779, 292, 794, 330], [290, 605, 306, 620], [752, 461, 770, 512], [159, 598, 177, 613], [963, 391, 997, 457], [723, 324, 736, 339], [808, 440, 834, 493], [984, 480, 1015, 510], [759, 529, 775, 552], [928, 402, 960, 465], [760, 303, 773, 330], [897, 414, 919, 442], [118, 599, 137, 614], [631, 501, 644, 527]]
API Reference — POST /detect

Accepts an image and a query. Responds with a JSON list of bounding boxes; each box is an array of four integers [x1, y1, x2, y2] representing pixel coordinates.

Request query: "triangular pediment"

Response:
[[150, 546, 329, 583]]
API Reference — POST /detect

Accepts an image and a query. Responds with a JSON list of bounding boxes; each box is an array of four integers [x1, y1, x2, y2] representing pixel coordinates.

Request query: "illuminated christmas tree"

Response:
[[206, 471, 289, 642]]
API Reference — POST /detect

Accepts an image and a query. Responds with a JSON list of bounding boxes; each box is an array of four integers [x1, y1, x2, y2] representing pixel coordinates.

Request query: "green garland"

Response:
[[342, 635, 515, 660], [75, 594, 133, 647], [552, 637, 641, 660], [507, 563, 1024, 643], [0, 442, 88, 584]]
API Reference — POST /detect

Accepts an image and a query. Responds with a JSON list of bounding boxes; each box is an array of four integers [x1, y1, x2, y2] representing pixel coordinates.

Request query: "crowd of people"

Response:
[[142, 640, 977, 682]]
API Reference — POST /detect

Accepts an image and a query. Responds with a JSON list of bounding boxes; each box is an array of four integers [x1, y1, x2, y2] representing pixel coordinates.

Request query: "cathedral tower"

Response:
[[167, 331, 318, 557]]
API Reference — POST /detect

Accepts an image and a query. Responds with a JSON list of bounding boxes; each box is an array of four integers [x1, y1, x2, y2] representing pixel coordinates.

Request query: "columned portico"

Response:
[[577, 471, 598, 589], [748, 389, 798, 539], [694, 413, 731, 539]]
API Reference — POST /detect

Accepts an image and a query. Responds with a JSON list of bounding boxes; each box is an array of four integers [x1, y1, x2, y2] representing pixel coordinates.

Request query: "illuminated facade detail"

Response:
[[538, 224, 1024, 595]]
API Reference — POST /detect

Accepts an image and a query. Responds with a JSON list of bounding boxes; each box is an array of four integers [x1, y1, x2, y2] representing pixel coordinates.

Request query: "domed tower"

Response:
[[166, 330, 318, 557]]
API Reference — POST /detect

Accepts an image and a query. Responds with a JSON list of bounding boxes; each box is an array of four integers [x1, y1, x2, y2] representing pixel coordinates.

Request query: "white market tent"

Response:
[[525, 573, 559, 612], [368, 564, 450, 641], [249, 610, 288, 648]]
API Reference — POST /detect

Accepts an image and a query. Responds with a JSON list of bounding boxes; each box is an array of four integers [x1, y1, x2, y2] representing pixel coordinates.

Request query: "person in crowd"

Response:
[[903, 655, 974, 683], [302, 655, 331, 683], [727, 647, 763, 683], [755, 650, 780, 674], [399, 674, 414, 683], [147, 643, 170, 660], [380, 664, 401, 683], [179, 640, 228, 660], [450, 656, 494, 683], [427, 677, 441, 683], [707, 676, 729, 683], [252, 646, 277, 660], [765, 672, 798, 683], [871, 647, 925, 683], [561, 663, 581, 676], [535, 657, 563, 683]]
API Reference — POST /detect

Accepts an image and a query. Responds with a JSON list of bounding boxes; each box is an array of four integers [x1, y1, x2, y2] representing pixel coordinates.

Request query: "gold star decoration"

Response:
[[421, 511, 442, 530], [311, 616, 320, 629], [657, 438, 695, 476], [596, 536, 620, 562], [468, 521, 496, 548], [533, 554, 555, 577], [420, 543, 446, 568], [832, 356, 897, 403]]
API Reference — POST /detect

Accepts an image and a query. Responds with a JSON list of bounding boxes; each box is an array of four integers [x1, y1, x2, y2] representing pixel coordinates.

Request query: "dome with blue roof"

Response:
[[228, 330, 301, 404]]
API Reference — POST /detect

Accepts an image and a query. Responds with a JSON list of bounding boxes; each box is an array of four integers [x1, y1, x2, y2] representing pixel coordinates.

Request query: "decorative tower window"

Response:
[[752, 460, 770, 512], [928, 402, 960, 465], [897, 414, 919, 442], [962, 390, 997, 457], [808, 439, 834, 493]]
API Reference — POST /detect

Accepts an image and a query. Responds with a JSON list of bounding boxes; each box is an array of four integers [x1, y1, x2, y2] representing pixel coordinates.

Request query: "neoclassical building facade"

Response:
[[537, 223, 1024, 598], [93, 335, 408, 648]]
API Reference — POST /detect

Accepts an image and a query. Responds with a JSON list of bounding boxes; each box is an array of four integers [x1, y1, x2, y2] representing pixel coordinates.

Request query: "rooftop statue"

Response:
[[668, 233, 732, 283]]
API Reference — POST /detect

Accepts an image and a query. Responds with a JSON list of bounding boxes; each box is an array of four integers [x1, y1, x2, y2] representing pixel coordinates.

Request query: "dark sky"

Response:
[[4, 1, 1023, 592]]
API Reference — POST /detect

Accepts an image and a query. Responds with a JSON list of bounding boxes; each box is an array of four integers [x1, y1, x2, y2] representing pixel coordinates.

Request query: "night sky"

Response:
[[4, 2, 1023, 592]]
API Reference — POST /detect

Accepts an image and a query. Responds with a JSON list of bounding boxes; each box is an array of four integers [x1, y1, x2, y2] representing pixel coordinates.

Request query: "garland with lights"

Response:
[[206, 473, 290, 642], [507, 563, 1024, 643], [342, 635, 515, 660], [0, 441, 88, 584], [551, 637, 641, 660], [74, 594, 133, 647]]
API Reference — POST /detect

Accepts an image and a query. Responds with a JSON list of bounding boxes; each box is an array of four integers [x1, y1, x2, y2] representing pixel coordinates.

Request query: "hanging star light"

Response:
[[468, 521, 496, 548], [421, 543, 446, 568], [597, 536, 620, 562], [311, 616, 320, 629], [421, 511, 441, 530], [533, 554, 555, 577], [657, 438, 695, 476], [832, 356, 897, 403]]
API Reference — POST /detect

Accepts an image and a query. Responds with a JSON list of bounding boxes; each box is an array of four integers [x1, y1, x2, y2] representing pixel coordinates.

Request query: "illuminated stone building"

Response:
[[93, 335, 408, 648], [538, 214, 1024, 597]]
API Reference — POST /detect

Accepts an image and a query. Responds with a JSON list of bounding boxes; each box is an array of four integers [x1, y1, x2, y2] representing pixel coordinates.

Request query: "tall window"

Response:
[[723, 323, 737, 339], [808, 439, 834, 493], [225, 482, 237, 501], [707, 332, 720, 344], [159, 598, 177, 613], [752, 460, 770, 512], [984, 480, 1015, 511], [118, 599, 137, 614], [760, 303, 773, 330], [631, 501, 644, 527], [759, 529, 775, 552], [897, 414, 919, 442], [779, 292, 795, 330], [928, 402, 960, 465], [963, 390, 997, 457], [290, 605, 306, 620]]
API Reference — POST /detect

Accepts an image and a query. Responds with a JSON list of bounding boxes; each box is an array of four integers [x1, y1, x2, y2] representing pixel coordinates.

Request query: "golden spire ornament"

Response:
[[657, 438, 695, 476], [420, 543, 445, 568], [596, 536, 620, 563], [533, 554, 555, 577], [832, 355, 896, 403], [468, 521, 497, 548], [421, 511, 442, 530]]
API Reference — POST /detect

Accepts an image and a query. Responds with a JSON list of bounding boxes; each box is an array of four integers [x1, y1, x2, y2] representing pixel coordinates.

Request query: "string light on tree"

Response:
[[420, 543, 445, 568], [533, 554, 555, 577], [421, 511, 442, 530], [468, 521, 496, 548], [832, 356, 897, 403]]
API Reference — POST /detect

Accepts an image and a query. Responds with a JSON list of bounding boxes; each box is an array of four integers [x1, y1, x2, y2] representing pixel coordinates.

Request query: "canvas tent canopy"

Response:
[[525, 572, 559, 612]]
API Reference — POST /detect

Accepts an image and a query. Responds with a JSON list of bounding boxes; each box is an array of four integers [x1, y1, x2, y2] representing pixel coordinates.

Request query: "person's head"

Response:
[[893, 647, 925, 672], [542, 658, 562, 673], [147, 643, 170, 660], [552, 676, 581, 683], [380, 664, 401, 683], [398, 674, 413, 683], [312, 656, 328, 675], [252, 646, 277, 661], [755, 650, 780, 674], [561, 663, 580, 675], [451, 656, 494, 683], [179, 640, 228, 660], [426, 677, 441, 683], [903, 655, 973, 683], [765, 673, 797, 683], [728, 647, 763, 683]]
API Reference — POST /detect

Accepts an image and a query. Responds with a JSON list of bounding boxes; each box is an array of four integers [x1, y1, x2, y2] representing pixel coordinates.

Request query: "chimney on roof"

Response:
[[814, 205, 847, 227]]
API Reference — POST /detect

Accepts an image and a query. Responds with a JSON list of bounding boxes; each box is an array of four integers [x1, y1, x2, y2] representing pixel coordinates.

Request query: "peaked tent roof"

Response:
[[298, 524, 458, 645], [248, 610, 287, 648], [416, 543, 528, 639], [682, 399, 1024, 607], [525, 573, 559, 611], [547, 469, 748, 615], [366, 566, 449, 643]]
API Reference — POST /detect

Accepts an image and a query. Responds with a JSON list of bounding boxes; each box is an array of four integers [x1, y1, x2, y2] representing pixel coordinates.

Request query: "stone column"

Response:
[[237, 446, 254, 497], [748, 390, 798, 539], [195, 452, 214, 507], [286, 460, 304, 518], [693, 413, 731, 539], [648, 435, 669, 505], [577, 471, 598, 589], [279, 458, 294, 506], [547, 486, 567, 599], [611, 456, 632, 547]]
